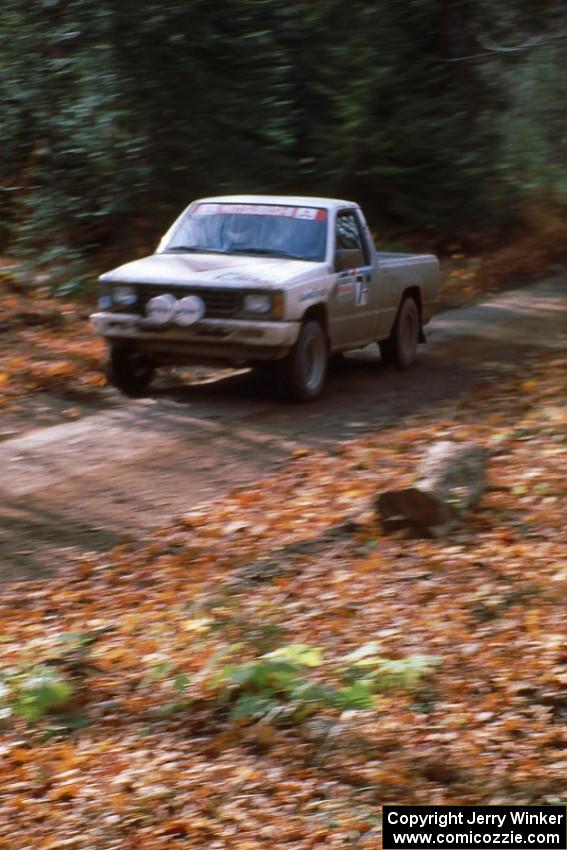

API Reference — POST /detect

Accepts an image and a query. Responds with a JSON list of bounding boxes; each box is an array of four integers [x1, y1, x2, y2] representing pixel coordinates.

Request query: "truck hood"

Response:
[[99, 252, 323, 289]]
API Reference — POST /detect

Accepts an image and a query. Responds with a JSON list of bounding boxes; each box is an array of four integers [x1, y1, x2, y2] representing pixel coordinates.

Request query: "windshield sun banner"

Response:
[[194, 203, 327, 221]]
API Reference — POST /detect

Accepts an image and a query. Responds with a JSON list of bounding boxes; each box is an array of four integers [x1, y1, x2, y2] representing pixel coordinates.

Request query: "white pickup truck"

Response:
[[91, 195, 440, 401]]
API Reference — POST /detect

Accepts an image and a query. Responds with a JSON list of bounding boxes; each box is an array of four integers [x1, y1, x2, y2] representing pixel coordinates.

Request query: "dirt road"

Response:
[[1, 275, 565, 577]]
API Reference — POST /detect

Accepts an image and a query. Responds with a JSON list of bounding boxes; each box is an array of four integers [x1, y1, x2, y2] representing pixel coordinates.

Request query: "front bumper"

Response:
[[90, 311, 300, 364]]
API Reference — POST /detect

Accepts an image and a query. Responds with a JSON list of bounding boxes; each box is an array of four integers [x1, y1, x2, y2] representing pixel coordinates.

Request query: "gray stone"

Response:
[[377, 441, 488, 535]]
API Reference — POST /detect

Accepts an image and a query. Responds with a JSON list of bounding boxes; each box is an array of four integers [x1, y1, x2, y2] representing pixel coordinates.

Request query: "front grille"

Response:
[[134, 285, 241, 318]]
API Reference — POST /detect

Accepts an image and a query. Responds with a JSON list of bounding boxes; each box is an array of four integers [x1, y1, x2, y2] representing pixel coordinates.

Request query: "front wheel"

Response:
[[379, 296, 419, 369], [277, 320, 327, 401], [108, 345, 155, 396]]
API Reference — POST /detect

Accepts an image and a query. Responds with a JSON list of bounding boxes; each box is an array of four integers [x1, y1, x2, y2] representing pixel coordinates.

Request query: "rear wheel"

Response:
[[378, 336, 396, 366], [277, 320, 327, 401], [108, 345, 155, 396], [379, 296, 420, 369]]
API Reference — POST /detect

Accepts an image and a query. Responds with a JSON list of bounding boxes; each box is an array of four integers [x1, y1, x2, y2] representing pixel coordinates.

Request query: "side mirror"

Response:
[[335, 247, 364, 272]]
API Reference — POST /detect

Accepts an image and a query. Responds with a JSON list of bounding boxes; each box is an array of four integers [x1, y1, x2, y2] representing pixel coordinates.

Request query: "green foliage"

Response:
[[0, 627, 440, 730], [341, 645, 441, 695], [263, 644, 324, 668], [0, 628, 116, 727], [142, 659, 174, 685], [215, 647, 325, 721], [0, 666, 74, 724], [333, 682, 376, 711], [210, 640, 440, 723], [174, 673, 190, 692], [56, 631, 102, 651]]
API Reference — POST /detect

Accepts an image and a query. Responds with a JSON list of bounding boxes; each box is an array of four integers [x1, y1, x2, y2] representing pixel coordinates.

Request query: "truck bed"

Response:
[[376, 252, 440, 325], [377, 251, 435, 261]]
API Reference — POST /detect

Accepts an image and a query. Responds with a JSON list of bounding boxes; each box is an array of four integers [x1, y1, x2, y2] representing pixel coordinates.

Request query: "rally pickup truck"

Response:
[[91, 195, 440, 401]]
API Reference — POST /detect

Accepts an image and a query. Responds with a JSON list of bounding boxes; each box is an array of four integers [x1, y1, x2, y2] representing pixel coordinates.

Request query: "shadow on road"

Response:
[[143, 336, 530, 450]]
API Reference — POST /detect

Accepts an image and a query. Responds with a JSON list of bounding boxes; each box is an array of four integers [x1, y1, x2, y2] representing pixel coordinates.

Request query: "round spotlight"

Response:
[[146, 293, 177, 325], [174, 295, 206, 326]]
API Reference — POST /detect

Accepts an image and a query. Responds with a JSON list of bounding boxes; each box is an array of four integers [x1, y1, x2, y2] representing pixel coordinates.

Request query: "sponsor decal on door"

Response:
[[336, 270, 368, 306]]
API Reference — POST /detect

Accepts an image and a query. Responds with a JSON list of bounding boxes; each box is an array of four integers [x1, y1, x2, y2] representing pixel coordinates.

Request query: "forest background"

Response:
[[1, 0, 567, 293]]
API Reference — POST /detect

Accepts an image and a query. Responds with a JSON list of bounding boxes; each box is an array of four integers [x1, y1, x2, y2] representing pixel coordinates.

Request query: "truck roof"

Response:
[[194, 194, 357, 211]]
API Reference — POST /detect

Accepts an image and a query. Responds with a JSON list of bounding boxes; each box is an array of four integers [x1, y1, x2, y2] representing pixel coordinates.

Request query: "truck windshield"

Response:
[[161, 203, 327, 261]]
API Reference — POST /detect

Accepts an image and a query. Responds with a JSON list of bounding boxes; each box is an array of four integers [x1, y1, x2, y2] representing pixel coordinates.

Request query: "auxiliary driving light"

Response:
[[146, 293, 177, 325], [174, 295, 206, 326]]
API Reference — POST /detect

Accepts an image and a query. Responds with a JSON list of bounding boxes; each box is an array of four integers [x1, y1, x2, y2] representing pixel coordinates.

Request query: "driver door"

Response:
[[328, 209, 375, 348]]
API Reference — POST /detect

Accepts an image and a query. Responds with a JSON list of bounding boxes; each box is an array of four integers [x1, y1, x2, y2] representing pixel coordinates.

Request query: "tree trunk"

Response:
[[377, 441, 487, 536]]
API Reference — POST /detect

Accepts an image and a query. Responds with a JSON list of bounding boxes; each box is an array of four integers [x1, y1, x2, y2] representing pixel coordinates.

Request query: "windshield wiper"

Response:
[[164, 246, 310, 260], [227, 248, 307, 260], [163, 246, 228, 254]]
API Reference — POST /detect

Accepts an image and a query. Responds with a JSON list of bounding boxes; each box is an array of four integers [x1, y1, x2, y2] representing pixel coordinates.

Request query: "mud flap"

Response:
[[419, 325, 426, 343]]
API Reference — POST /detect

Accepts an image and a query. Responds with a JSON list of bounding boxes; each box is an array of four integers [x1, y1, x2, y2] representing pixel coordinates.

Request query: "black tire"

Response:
[[251, 362, 276, 379], [378, 336, 396, 366], [108, 345, 155, 396], [328, 351, 348, 372], [277, 320, 327, 402], [379, 296, 420, 369]]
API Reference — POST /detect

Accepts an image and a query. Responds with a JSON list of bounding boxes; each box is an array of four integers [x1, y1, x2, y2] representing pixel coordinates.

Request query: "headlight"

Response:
[[112, 285, 137, 307], [242, 293, 272, 315]]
